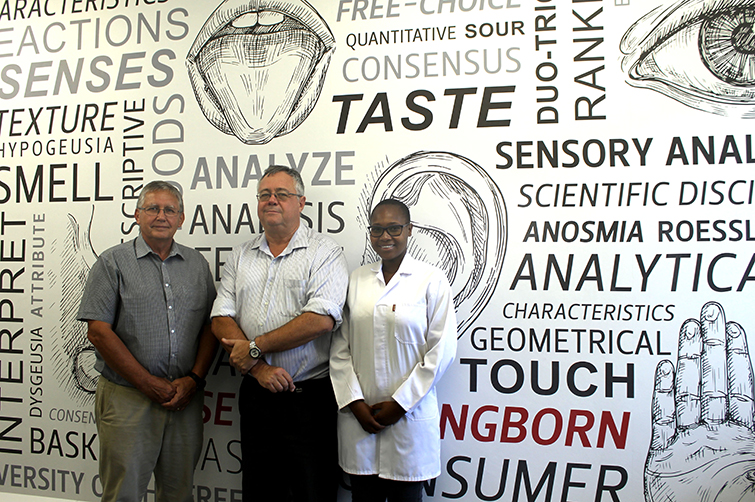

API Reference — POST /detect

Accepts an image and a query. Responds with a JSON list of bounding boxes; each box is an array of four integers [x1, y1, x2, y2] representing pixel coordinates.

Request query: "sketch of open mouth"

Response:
[[187, 0, 335, 144]]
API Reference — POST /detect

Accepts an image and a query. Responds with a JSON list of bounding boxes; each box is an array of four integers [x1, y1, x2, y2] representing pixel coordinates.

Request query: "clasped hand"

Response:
[[349, 399, 406, 434], [221, 338, 295, 393], [141, 375, 196, 412]]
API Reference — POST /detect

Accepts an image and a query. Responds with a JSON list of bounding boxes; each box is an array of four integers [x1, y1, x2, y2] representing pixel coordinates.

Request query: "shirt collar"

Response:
[[258, 223, 311, 257], [135, 234, 182, 260]]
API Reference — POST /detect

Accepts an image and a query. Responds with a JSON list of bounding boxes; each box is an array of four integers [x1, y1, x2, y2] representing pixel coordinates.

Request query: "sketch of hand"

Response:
[[645, 302, 755, 501]]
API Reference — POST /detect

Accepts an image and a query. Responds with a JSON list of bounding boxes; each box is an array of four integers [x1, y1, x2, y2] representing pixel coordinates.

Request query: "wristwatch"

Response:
[[249, 339, 263, 359], [188, 371, 206, 390]]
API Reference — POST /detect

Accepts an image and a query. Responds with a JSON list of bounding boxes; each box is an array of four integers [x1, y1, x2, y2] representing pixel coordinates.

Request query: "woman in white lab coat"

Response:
[[330, 199, 457, 502]]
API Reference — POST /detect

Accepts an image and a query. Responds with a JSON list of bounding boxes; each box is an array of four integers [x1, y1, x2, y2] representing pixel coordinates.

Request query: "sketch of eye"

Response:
[[187, 0, 335, 145], [50, 209, 99, 404], [621, 1, 755, 117], [361, 151, 507, 338]]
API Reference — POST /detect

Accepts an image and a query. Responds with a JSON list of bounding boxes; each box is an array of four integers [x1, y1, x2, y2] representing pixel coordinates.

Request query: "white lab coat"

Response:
[[330, 255, 457, 481]]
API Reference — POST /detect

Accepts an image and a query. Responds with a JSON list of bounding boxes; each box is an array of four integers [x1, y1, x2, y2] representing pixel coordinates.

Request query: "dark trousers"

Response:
[[350, 475, 423, 502], [239, 376, 338, 502]]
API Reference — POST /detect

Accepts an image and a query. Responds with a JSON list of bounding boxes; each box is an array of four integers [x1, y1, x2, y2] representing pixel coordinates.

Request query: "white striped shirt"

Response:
[[211, 224, 348, 381]]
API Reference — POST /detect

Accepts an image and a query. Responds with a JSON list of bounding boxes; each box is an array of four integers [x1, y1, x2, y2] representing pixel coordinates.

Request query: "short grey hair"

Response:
[[259, 165, 305, 196], [137, 181, 184, 212]]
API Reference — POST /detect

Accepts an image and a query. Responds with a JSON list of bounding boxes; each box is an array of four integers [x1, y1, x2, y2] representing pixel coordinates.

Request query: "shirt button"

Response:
[[168, 306, 173, 310]]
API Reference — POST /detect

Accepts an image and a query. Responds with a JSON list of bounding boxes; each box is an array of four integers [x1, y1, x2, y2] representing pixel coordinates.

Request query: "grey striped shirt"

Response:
[[77, 235, 216, 387], [211, 224, 348, 381]]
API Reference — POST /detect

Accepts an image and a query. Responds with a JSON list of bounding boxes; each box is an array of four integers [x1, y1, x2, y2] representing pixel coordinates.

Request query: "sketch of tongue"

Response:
[[187, 2, 335, 145]]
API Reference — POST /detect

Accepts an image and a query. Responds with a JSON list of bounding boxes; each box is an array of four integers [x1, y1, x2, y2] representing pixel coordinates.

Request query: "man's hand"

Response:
[[372, 400, 406, 427], [221, 338, 259, 375], [162, 376, 197, 412], [249, 360, 295, 393], [348, 400, 385, 434], [138, 375, 177, 405], [644, 302, 755, 501]]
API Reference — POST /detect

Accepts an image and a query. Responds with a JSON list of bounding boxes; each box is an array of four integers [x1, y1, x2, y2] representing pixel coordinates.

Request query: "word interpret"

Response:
[[0, 212, 25, 455]]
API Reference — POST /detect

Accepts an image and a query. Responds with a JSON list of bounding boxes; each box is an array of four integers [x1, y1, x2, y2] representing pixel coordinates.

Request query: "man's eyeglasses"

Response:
[[368, 223, 410, 237], [138, 206, 180, 217], [256, 190, 302, 202]]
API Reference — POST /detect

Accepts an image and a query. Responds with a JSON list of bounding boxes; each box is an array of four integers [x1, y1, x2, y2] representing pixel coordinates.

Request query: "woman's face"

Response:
[[369, 205, 412, 264]]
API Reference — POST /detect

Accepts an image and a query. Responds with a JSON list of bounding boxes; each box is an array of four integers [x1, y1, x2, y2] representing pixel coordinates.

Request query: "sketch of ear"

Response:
[[362, 151, 507, 337], [51, 207, 99, 404], [187, 0, 336, 144], [621, 1, 755, 117]]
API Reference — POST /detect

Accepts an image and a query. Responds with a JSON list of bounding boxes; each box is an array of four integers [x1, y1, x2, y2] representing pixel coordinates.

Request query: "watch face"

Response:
[[249, 342, 261, 359]]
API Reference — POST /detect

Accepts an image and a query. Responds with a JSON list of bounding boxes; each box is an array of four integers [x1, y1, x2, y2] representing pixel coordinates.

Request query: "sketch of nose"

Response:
[[53, 208, 100, 403], [363, 151, 507, 337]]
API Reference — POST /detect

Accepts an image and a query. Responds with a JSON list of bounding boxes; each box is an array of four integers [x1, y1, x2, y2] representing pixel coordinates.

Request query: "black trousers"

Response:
[[239, 375, 339, 502], [350, 475, 423, 502]]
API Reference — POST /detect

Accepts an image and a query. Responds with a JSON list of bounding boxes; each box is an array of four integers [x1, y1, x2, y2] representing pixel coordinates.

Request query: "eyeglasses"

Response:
[[138, 206, 180, 217], [256, 190, 302, 202], [368, 223, 410, 237]]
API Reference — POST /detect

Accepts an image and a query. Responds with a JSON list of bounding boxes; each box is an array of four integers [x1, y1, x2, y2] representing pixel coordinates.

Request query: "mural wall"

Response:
[[1, 0, 754, 500]]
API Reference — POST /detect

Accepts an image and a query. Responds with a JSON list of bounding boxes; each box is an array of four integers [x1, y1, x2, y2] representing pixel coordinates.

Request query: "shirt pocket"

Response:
[[393, 303, 427, 345], [285, 279, 307, 314]]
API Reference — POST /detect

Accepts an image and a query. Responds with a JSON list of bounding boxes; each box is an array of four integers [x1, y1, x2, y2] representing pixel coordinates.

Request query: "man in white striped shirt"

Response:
[[211, 165, 348, 502]]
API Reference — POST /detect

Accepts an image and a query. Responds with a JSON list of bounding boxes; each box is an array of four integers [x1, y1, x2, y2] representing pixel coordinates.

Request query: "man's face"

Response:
[[257, 172, 305, 233], [134, 190, 184, 245]]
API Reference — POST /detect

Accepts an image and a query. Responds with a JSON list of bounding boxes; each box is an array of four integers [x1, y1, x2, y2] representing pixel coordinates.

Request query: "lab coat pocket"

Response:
[[406, 391, 438, 422], [393, 303, 427, 345]]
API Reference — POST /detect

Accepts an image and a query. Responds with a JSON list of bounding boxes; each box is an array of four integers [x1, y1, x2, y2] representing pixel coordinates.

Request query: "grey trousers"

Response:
[[95, 376, 204, 502]]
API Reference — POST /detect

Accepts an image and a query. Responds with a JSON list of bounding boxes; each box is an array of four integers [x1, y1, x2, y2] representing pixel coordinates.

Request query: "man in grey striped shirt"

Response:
[[78, 181, 217, 502], [211, 165, 348, 502]]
